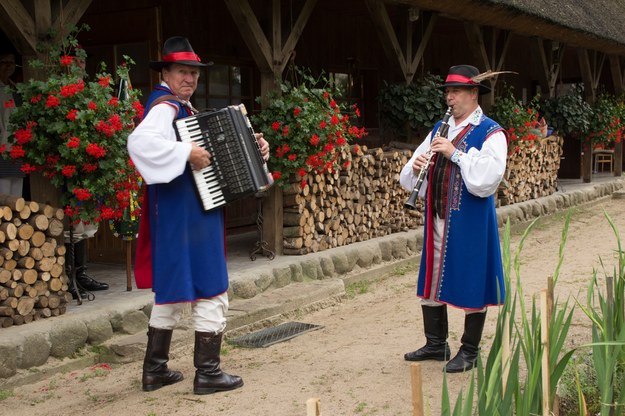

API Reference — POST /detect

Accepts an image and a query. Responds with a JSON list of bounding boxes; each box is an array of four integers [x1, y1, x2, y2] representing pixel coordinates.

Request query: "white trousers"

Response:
[[420, 215, 486, 314], [149, 292, 229, 333]]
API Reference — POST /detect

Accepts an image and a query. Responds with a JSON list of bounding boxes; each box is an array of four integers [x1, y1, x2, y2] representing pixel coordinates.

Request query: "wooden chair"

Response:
[[593, 149, 614, 173]]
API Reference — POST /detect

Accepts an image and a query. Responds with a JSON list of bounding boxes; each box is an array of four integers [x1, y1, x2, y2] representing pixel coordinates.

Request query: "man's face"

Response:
[[162, 63, 200, 101], [0, 54, 16, 83], [445, 86, 478, 119]]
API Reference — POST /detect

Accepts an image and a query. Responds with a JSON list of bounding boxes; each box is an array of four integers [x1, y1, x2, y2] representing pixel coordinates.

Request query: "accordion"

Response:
[[173, 104, 274, 211]]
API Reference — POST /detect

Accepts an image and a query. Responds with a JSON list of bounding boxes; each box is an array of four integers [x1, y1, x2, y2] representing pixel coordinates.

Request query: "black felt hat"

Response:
[[149, 36, 211, 71], [440, 65, 491, 95]]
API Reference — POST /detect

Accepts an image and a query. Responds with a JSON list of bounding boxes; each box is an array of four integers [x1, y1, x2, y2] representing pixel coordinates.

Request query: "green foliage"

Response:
[[378, 74, 446, 140], [575, 212, 625, 416], [442, 214, 576, 415], [252, 66, 366, 187], [0, 389, 13, 401], [541, 84, 592, 137], [3, 25, 143, 224], [588, 92, 625, 147]]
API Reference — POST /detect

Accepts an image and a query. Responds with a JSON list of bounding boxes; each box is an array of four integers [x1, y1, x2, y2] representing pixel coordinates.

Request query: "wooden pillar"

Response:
[[609, 54, 624, 177], [260, 72, 283, 255]]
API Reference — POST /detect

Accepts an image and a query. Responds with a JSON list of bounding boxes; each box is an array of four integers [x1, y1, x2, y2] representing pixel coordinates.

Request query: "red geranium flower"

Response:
[[45, 95, 61, 107], [9, 145, 25, 159], [73, 188, 93, 201], [86, 143, 106, 158], [60, 55, 73, 66], [67, 137, 80, 149], [61, 165, 77, 177]]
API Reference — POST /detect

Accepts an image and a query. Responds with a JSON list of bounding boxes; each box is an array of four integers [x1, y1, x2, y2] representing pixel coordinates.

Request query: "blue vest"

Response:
[[139, 85, 229, 304], [417, 116, 506, 309]]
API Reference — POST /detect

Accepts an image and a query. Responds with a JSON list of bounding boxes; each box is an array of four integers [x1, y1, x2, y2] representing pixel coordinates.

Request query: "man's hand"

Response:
[[430, 137, 456, 159], [189, 143, 211, 170], [412, 153, 432, 173], [256, 133, 269, 161]]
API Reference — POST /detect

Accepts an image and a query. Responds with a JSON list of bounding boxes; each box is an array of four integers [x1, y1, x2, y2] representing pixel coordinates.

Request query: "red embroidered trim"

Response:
[[445, 74, 477, 84], [162, 52, 201, 62]]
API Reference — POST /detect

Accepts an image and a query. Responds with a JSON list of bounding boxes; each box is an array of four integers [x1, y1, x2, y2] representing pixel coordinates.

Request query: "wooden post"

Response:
[[540, 289, 550, 416], [126, 240, 132, 291], [410, 363, 424, 416], [502, 319, 510, 396], [306, 397, 321, 416], [581, 140, 592, 183]]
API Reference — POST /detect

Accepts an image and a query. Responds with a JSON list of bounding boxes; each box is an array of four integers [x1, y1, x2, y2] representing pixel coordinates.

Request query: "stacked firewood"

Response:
[[0, 195, 70, 327], [497, 135, 563, 206], [282, 145, 424, 254]]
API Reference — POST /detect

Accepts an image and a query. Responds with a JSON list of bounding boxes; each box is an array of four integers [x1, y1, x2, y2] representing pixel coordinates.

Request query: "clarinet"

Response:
[[404, 107, 453, 210]]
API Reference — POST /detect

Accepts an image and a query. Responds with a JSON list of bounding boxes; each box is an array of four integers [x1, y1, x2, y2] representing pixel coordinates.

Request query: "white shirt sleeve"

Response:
[[399, 125, 508, 199], [399, 131, 433, 196], [127, 102, 193, 184], [456, 131, 507, 197]]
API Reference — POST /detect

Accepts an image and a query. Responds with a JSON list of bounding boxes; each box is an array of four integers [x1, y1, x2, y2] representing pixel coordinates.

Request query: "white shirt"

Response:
[[399, 106, 507, 198], [127, 82, 193, 185]]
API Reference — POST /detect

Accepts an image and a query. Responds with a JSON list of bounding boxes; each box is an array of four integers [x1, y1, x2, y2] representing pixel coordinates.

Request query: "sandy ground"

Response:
[[1, 196, 623, 416]]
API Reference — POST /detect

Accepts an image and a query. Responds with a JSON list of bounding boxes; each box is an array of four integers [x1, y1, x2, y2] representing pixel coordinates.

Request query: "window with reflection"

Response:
[[194, 64, 254, 113]]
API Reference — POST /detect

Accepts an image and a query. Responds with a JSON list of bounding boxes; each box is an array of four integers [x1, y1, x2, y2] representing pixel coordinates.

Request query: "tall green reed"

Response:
[[576, 212, 625, 416], [441, 213, 576, 415]]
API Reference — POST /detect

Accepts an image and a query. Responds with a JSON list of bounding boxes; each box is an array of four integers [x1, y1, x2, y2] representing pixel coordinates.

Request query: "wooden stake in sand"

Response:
[[410, 362, 424, 416]]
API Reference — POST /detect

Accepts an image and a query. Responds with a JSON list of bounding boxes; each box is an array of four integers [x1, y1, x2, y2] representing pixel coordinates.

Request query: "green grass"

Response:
[[0, 389, 14, 401], [345, 280, 370, 298]]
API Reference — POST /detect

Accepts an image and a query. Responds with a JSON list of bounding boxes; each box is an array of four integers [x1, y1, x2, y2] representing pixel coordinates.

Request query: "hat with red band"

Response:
[[440, 65, 490, 95], [149, 36, 212, 71]]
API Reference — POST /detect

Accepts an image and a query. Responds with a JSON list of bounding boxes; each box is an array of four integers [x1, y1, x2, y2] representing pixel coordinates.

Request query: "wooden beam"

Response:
[[50, 0, 93, 41], [464, 24, 512, 105], [33, 0, 51, 36], [608, 55, 624, 177], [464, 22, 490, 71], [224, 0, 273, 73], [0, 0, 37, 55], [407, 12, 436, 84], [364, 0, 408, 81], [577, 49, 596, 103], [532, 39, 564, 98], [609, 55, 624, 94], [277, 0, 317, 74]]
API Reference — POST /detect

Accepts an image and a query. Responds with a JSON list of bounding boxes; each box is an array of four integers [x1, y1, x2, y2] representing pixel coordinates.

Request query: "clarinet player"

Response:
[[399, 65, 508, 373], [128, 36, 269, 394]]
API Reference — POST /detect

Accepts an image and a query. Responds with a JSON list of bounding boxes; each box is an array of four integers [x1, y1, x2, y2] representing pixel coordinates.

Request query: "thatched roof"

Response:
[[392, 0, 625, 55]]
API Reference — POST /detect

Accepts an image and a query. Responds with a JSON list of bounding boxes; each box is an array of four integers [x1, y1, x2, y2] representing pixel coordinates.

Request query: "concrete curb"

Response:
[[0, 176, 623, 388]]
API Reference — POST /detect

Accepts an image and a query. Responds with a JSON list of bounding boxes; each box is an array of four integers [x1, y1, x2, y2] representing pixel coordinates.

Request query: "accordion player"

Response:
[[173, 104, 274, 211]]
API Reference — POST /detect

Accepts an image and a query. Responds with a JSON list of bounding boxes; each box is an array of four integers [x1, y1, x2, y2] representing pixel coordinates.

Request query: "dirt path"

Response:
[[1, 196, 623, 416]]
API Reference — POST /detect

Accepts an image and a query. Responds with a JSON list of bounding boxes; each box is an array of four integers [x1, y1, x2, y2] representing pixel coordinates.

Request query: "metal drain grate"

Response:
[[228, 322, 323, 348]]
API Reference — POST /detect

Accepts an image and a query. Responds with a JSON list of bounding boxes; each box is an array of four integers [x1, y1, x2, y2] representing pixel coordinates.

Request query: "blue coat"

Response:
[[417, 117, 506, 309], [134, 85, 229, 305]]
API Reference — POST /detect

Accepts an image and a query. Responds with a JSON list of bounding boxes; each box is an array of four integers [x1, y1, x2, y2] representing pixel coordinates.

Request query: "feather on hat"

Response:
[[440, 65, 516, 95]]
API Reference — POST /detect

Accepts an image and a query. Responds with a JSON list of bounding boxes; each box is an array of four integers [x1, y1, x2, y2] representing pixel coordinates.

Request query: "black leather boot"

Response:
[[72, 240, 109, 291], [193, 331, 243, 395], [445, 312, 487, 373], [142, 327, 184, 391], [404, 305, 451, 361], [65, 242, 87, 300]]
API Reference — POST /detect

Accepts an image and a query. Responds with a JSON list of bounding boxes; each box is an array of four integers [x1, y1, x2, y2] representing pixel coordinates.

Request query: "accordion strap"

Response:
[[148, 94, 198, 114]]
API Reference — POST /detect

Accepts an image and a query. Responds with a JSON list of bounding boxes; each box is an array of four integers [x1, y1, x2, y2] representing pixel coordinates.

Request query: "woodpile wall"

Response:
[[281, 137, 563, 254], [282, 145, 422, 255], [0, 195, 71, 327], [498, 135, 563, 206]]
